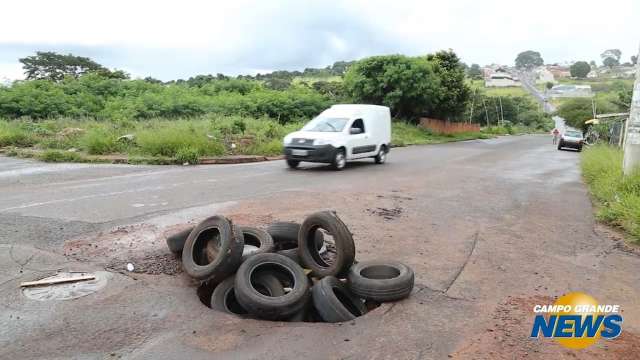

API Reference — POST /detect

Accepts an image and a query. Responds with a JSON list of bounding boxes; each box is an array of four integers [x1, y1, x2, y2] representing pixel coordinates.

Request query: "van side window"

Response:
[[351, 119, 365, 133]]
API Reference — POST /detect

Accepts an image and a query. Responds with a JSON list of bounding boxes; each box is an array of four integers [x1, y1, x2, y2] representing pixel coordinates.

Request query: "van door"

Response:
[[346, 118, 376, 159]]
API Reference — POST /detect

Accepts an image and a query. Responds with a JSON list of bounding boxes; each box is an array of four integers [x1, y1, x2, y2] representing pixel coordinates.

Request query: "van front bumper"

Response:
[[284, 145, 337, 163]]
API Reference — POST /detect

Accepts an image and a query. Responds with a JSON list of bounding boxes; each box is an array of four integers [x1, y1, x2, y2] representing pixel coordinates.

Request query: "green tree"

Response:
[[546, 82, 554, 90], [312, 81, 346, 100], [556, 98, 617, 130], [570, 61, 591, 78], [426, 50, 471, 119], [632, 55, 638, 65], [603, 57, 619, 68], [94, 68, 130, 80], [515, 50, 544, 69], [144, 77, 163, 84], [467, 63, 482, 79], [343, 54, 441, 119], [263, 78, 292, 90], [19, 51, 107, 81], [601, 49, 621, 68]]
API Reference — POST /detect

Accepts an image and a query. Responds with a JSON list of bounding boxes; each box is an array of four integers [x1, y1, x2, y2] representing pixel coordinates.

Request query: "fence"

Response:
[[419, 118, 480, 135]]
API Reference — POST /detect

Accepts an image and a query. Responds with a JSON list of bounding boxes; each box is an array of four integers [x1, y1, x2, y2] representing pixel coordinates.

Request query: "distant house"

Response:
[[485, 68, 519, 87], [613, 66, 636, 78], [549, 84, 592, 98], [535, 67, 555, 84], [547, 65, 571, 79]]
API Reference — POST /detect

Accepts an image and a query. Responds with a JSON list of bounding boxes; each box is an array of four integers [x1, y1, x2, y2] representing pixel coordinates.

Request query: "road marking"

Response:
[[0, 179, 216, 212]]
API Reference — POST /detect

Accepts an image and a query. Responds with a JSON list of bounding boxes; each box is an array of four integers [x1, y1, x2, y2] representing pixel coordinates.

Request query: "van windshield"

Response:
[[302, 116, 348, 132]]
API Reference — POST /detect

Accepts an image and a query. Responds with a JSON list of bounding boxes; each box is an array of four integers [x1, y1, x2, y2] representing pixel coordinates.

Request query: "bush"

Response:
[[175, 147, 200, 164], [391, 122, 434, 146], [0, 121, 38, 147], [38, 149, 82, 162], [581, 145, 640, 241], [80, 127, 119, 154], [136, 121, 225, 157], [0, 76, 330, 123], [556, 98, 618, 130]]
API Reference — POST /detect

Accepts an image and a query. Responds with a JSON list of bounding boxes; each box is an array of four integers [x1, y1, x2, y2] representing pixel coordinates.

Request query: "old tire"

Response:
[[286, 160, 300, 169], [277, 248, 300, 264], [182, 216, 244, 281], [268, 222, 323, 264], [347, 261, 414, 302], [299, 211, 355, 278], [211, 274, 285, 315], [268, 222, 323, 248], [234, 253, 310, 320], [312, 276, 366, 323], [238, 226, 274, 262], [166, 226, 194, 253]]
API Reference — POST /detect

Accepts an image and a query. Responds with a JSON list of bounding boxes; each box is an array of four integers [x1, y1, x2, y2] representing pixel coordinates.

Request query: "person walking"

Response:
[[552, 128, 560, 145]]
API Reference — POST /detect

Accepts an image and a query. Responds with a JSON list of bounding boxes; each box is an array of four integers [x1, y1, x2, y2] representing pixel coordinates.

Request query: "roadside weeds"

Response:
[[581, 144, 640, 245]]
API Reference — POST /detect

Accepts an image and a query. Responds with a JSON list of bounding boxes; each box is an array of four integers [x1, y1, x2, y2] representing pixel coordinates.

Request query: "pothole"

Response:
[[22, 271, 111, 301], [196, 278, 381, 323]]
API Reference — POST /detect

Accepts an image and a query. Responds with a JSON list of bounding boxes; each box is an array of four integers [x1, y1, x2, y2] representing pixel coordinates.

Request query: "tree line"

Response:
[[0, 50, 549, 129]]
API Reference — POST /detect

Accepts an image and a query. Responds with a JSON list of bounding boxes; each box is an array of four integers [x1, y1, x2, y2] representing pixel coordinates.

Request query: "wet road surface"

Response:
[[1, 135, 639, 359]]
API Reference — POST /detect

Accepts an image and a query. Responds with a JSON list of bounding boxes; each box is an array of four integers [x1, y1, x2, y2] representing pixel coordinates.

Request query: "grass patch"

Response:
[[581, 145, 640, 242], [0, 121, 39, 147], [38, 149, 83, 162], [1, 116, 541, 164], [557, 78, 633, 93], [391, 121, 493, 146], [468, 79, 530, 97]]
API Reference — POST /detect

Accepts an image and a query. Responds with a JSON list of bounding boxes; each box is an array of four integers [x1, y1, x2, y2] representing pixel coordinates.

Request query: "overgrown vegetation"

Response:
[[556, 81, 632, 130], [581, 145, 640, 242], [343, 51, 469, 120], [0, 50, 551, 163], [0, 75, 330, 123]]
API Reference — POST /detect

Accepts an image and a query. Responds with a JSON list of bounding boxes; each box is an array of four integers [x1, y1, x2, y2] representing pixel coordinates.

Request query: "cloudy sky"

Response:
[[0, 0, 638, 81]]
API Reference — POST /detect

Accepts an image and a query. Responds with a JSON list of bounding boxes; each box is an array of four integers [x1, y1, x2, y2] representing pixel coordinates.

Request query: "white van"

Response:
[[283, 104, 391, 170]]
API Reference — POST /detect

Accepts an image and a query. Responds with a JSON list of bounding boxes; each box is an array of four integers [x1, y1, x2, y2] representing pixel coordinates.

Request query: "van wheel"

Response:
[[332, 149, 346, 170], [286, 160, 300, 169], [374, 146, 387, 164]]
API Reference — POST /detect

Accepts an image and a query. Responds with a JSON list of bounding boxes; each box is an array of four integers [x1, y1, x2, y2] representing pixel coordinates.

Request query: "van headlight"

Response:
[[313, 139, 332, 146], [283, 136, 293, 145]]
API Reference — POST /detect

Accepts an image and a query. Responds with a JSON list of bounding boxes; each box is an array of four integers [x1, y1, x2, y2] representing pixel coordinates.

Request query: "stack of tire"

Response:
[[166, 210, 415, 322]]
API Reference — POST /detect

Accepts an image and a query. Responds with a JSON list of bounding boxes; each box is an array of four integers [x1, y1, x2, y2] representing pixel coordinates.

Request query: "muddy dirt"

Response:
[[64, 222, 196, 275], [4, 136, 640, 359], [451, 295, 640, 359]]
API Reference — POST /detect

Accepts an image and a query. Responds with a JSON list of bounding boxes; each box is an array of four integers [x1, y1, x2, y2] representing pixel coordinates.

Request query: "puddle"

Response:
[[22, 271, 111, 301]]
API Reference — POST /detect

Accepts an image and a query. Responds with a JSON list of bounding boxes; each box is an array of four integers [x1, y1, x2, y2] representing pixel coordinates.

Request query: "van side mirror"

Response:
[[350, 128, 362, 135]]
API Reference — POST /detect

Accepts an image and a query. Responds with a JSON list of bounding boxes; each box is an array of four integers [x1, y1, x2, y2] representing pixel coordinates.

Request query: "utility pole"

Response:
[[483, 98, 489, 126], [499, 97, 505, 125], [623, 44, 640, 175], [469, 88, 477, 124]]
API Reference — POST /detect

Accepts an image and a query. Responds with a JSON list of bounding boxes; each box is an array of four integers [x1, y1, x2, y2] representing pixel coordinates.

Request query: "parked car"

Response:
[[557, 129, 584, 152], [283, 104, 391, 170]]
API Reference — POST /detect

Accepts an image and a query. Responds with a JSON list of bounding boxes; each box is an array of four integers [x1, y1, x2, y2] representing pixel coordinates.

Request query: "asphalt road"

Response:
[[516, 70, 555, 113], [1, 135, 639, 359]]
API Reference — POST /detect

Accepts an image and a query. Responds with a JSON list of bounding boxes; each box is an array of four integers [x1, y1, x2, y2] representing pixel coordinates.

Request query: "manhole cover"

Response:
[[22, 271, 111, 301]]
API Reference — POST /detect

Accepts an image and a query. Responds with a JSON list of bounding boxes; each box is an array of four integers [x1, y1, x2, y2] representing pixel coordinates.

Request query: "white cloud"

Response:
[[0, 0, 638, 80], [0, 62, 24, 83]]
